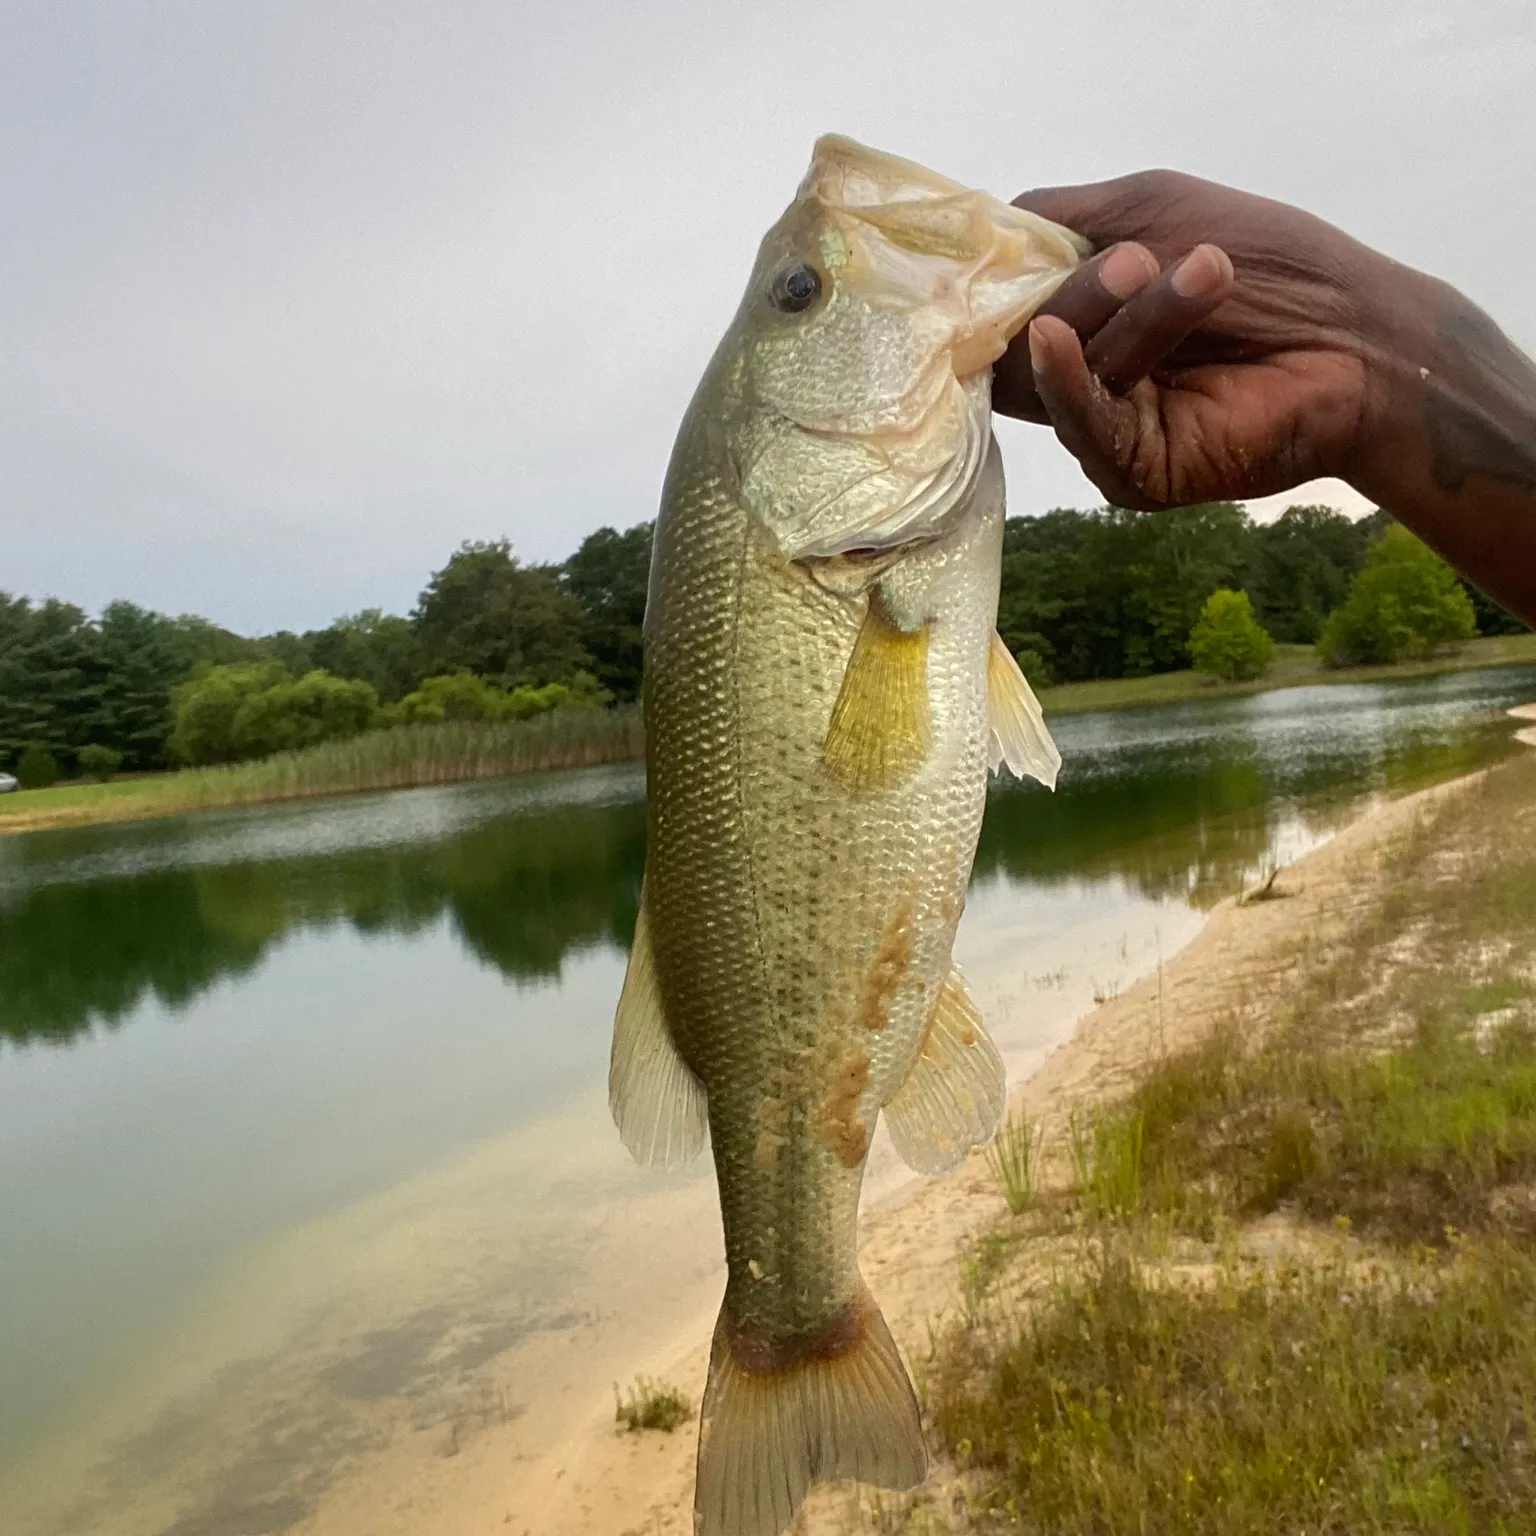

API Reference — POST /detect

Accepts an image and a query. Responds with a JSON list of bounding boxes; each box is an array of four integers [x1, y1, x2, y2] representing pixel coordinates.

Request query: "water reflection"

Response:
[[0, 792, 646, 1046], [1, 670, 1531, 1049]]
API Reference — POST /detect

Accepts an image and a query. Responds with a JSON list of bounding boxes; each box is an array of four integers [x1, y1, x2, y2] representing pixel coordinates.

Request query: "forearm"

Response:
[[1351, 269, 1536, 626]]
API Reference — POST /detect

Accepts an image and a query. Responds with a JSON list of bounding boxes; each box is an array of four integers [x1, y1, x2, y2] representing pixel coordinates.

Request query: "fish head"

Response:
[[716, 135, 1088, 565]]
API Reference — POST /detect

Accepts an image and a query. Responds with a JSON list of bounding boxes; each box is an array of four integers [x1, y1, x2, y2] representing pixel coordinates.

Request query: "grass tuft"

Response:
[[1067, 1105, 1144, 1222], [984, 1112, 1042, 1215], [613, 1375, 691, 1433]]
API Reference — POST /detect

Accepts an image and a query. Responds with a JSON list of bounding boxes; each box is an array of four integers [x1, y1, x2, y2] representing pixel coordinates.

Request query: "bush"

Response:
[[1187, 589, 1275, 681], [1318, 524, 1478, 666], [15, 744, 60, 790], [77, 744, 125, 782], [388, 670, 612, 727], [169, 663, 380, 765]]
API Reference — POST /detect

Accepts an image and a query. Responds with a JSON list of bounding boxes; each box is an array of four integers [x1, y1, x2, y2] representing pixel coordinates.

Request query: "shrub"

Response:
[[77, 744, 125, 782], [388, 670, 613, 727], [1318, 524, 1477, 666], [15, 744, 60, 790], [614, 1376, 691, 1432], [169, 663, 380, 765], [1187, 588, 1275, 681]]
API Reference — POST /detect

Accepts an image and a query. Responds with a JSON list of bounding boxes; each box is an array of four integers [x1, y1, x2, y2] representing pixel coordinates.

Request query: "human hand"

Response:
[[994, 170, 1407, 510]]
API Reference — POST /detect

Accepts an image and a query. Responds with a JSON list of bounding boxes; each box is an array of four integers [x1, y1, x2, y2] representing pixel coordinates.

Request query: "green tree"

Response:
[[1248, 505, 1371, 643], [562, 523, 652, 701], [0, 596, 104, 770], [306, 610, 421, 701], [93, 601, 197, 768], [413, 539, 589, 688], [1189, 589, 1275, 680], [1317, 525, 1478, 666]]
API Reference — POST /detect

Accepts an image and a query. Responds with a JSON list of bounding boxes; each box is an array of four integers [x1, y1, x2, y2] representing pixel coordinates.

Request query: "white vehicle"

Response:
[[0, 774, 17, 793]]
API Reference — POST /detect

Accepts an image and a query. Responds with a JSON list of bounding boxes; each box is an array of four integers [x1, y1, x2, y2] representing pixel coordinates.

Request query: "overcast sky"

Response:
[[3, 1, 1533, 634]]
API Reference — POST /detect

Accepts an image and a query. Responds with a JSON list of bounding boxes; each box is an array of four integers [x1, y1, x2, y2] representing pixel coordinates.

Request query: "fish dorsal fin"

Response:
[[823, 598, 931, 794], [608, 897, 707, 1169], [987, 631, 1061, 789], [882, 965, 1006, 1175]]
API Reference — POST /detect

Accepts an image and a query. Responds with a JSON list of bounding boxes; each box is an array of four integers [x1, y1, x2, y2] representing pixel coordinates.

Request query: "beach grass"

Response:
[[614, 1376, 692, 1434], [0, 707, 644, 835], [1036, 631, 1536, 717], [914, 751, 1536, 1534], [984, 1113, 1043, 1216]]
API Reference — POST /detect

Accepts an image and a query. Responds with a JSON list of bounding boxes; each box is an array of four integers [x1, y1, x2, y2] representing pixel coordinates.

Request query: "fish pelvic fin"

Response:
[[883, 965, 1006, 1176], [987, 630, 1061, 789], [609, 895, 707, 1169], [694, 1283, 926, 1536], [823, 596, 931, 795]]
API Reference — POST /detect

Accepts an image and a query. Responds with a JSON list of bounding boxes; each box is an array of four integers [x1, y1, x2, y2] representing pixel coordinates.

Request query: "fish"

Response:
[[609, 135, 1086, 1536]]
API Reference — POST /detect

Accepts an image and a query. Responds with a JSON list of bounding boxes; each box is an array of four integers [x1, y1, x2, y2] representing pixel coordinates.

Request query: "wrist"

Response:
[[1339, 259, 1446, 505]]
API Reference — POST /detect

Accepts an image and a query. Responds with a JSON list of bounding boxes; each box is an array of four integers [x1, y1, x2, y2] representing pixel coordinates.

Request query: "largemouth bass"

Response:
[[610, 136, 1085, 1536]]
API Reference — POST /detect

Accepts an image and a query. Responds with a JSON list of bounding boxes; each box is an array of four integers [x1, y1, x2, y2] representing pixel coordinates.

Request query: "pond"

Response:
[[2, 667, 1533, 1536]]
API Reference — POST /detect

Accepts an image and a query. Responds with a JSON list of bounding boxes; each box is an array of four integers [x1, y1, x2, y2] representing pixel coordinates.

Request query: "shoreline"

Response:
[[279, 771, 1489, 1536], [2, 652, 1533, 841]]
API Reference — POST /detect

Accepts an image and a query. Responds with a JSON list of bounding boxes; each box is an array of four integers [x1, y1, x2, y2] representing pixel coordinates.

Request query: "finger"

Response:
[[1083, 244, 1235, 394], [1011, 181, 1124, 238], [994, 244, 1159, 421], [1026, 315, 1151, 508]]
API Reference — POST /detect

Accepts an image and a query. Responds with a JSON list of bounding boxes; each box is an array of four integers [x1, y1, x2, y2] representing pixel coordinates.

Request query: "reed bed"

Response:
[[0, 707, 645, 832]]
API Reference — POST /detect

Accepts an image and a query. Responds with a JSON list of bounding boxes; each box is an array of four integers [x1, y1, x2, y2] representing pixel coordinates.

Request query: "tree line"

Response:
[[0, 503, 1524, 783]]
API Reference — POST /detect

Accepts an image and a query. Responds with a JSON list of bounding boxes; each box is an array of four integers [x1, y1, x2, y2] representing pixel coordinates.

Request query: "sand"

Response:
[[259, 769, 1481, 1536], [1511, 701, 1536, 749]]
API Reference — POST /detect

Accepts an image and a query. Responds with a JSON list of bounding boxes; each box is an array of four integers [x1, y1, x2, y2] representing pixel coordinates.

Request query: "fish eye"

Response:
[[769, 263, 822, 314]]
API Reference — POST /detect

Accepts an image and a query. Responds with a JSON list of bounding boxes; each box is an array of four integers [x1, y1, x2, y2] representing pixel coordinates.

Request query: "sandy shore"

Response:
[[1512, 701, 1536, 748], [266, 770, 1482, 1536]]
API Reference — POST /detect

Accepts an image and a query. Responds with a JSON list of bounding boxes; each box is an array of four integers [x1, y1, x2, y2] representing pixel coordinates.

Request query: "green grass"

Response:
[[0, 707, 644, 835], [1037, 632, 1536, 717], [931, 1239, 1536, 1535], [985, 1112, 1043, 1216], [614, 1375, 691, 1433], [911, 752, 1536, 1534]]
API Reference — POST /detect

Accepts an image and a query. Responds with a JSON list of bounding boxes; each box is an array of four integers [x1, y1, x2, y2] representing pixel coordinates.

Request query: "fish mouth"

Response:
[[806, 134, 1090, 377]]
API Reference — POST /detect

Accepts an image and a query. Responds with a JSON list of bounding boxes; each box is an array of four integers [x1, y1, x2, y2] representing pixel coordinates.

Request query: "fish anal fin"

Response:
[[608, 898, 707, 1169], [824, 597, 931, 794], [694, 1283, 926, 1536], [987, 630, 1061, 789], [883, 966, 1006, 1176]]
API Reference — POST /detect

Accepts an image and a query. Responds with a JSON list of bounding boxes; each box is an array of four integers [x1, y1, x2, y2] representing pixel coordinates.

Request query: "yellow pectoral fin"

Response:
[[823, 599, 931, 794], [883, 966, 1006, 1176]]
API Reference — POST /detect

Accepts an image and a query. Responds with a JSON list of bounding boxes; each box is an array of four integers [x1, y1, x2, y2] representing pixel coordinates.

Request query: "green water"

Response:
[[1, 668, 1532, 1535]]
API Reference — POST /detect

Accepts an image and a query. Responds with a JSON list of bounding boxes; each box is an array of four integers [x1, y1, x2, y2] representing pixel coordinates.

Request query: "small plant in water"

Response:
[[1069, 1105, 1145, 1221], [614, 1375, 692, 1433], [985, 1112, 1042, 1214]]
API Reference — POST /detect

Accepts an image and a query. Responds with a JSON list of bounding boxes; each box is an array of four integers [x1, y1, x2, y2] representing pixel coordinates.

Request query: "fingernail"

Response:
[[1170, 244, 1230, 299], [1099, 243, 1156, 300], [1027, 320, 1050, 371]]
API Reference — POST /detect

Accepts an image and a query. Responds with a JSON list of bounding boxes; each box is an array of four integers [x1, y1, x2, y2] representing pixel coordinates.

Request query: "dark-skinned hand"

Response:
[[994, 169, 1536, 626], [995, 170, 1399, 510]]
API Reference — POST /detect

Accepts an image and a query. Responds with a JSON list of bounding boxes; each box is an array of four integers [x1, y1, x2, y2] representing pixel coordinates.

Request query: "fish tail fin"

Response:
[[693, 1282, 926, 1536]]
